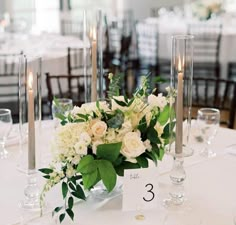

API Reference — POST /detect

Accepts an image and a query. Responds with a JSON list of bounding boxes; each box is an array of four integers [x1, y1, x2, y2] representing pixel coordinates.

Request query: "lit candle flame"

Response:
[[28, 72, 33, 90], [178, 56, 184, 72]]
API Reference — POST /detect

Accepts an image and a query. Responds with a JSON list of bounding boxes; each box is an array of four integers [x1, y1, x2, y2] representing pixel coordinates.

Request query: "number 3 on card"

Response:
[[122, 167, 159, 211]]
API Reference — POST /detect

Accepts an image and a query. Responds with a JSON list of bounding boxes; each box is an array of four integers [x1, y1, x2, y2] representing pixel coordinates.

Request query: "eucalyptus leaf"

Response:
[[158, 105, 172, 125], [107, 110, 124, 129]]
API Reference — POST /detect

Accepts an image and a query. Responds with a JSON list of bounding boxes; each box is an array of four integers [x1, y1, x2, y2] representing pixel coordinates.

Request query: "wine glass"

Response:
[[197, 108, 220, 157], [0, 109, 13, 159], [51, 98, 73, 128]]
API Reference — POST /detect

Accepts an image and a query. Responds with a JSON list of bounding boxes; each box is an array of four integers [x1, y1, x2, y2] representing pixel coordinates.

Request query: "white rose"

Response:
[[79, 132, 91, 145], [92, 140, 104, 154], [74, 141, 87, 155], [91, 121, 107, 137], [148, 94, 167, 111], [121, 132, 146, 159]]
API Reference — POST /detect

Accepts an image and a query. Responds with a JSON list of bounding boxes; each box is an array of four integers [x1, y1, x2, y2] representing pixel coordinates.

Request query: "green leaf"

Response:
[[71, 190, 86, 200], [161, 122, 176, 139], [69, 182, 76, 191], [158, 105, 169, 125], [43, 175, 50, 179], [107, 110, 124, 129], [76, 184, 86, 200], [82, 169, 98, 190], [74, 119, 86, 123], [78, 160, 97, 174], [52, 206, 63, 217], [77, 113, 88, 121], [157, 147, 165, 160], [127, 98, 135, 107], [112, 98, 127, 107], [145, 151, 158, 166], [147, 127, 161, 144], [115, 161, 140, 176], [96, 142, 122, 162], [59, 213, 65, 223], [136, 155, 149, 168], [68, 197, 74, 209], [66, 208, 74, 221], [62, 182, 68, 199], [77, 155, 94, 173], [61, 120, 67, 126], [97, 160, 117, 192], [55, 113, 66, 121], [137, 116, 147, 133], [38, 168, 53, 174]]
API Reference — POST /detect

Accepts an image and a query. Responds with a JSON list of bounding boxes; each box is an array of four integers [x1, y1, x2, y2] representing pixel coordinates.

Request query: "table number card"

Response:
[[122, 167, 159, 211]]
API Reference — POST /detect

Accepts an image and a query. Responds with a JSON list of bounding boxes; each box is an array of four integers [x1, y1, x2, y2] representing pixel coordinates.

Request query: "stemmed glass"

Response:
[[0, 109, 12, 159], [51, 98, 73, 128], [197, 108, 220, 157]]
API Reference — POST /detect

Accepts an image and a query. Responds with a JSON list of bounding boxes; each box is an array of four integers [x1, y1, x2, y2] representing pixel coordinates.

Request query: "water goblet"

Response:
[[197, 108, 220, 158], [51, 98, 73, 128], [0, 109, 13, 159]]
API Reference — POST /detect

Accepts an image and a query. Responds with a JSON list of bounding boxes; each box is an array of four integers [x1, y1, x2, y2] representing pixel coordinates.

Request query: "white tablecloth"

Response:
[[1, 120, 236, 225]]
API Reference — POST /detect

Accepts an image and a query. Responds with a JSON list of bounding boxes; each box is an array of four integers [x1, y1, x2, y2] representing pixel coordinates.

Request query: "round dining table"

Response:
[[1, 120, 236, 225]]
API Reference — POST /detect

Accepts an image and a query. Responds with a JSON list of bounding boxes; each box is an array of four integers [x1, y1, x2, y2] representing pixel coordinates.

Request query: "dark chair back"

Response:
[[227, 62, 236, 81], [192, 77, 236, 128], [45, 73, 91, 115], [61, 19, 83, 37], [188, 21, 222, 78], [0, 53, 23, 122]]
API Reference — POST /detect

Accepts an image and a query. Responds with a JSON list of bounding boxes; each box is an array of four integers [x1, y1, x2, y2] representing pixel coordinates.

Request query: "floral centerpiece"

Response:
[[40, 74, 175, 223], [192, 0, 224, 20]]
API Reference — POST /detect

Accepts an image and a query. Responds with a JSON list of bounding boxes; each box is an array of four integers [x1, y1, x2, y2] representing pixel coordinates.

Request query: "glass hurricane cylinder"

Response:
[[18, 55, 42, 174], [163, 35, 194, 209], [169, 35, 194, 157]]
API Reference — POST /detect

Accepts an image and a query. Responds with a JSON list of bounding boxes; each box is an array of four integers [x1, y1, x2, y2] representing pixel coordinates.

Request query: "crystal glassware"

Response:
[[51, 98, 73, 127], [197, 108, 220, 157], [0, 109, 12, 159]]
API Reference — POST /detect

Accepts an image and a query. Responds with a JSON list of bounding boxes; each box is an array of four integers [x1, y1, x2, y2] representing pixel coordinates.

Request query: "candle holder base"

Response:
[[182, 145, 194, 157], [20, 170, 40, 211]]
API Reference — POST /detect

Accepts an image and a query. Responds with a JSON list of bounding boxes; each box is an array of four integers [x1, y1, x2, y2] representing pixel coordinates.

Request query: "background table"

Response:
[[1, 120, 236, 225]]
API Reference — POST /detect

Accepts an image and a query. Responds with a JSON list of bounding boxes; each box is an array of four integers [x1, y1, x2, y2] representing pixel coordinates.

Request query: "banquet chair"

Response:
[[0, 53, 22, 123], [191, 77, 236, 129], [227, 62, 236, 81], [45, 73, 91, 116], [61, 19, 83, 37], [67, 47, 91, 76], [188, 22, 222, 78]]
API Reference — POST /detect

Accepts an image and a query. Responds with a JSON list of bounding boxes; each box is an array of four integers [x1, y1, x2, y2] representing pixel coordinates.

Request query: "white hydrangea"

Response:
[[74, 141, 87, 155]]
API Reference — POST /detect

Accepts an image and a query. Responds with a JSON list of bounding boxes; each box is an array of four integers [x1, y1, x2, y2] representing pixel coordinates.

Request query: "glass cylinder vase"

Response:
[[18, 55, 42, 174], [169, 35, 194, 157]]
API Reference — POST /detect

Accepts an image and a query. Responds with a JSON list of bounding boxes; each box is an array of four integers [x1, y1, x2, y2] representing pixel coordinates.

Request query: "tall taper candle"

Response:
[[28, 72, 35, 170], [175, 58, 183, 155], [91, 27, 97, 102]]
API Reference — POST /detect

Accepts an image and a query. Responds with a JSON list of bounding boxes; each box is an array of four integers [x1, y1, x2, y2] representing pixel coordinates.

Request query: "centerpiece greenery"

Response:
[[39, 74, 175, 223]]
